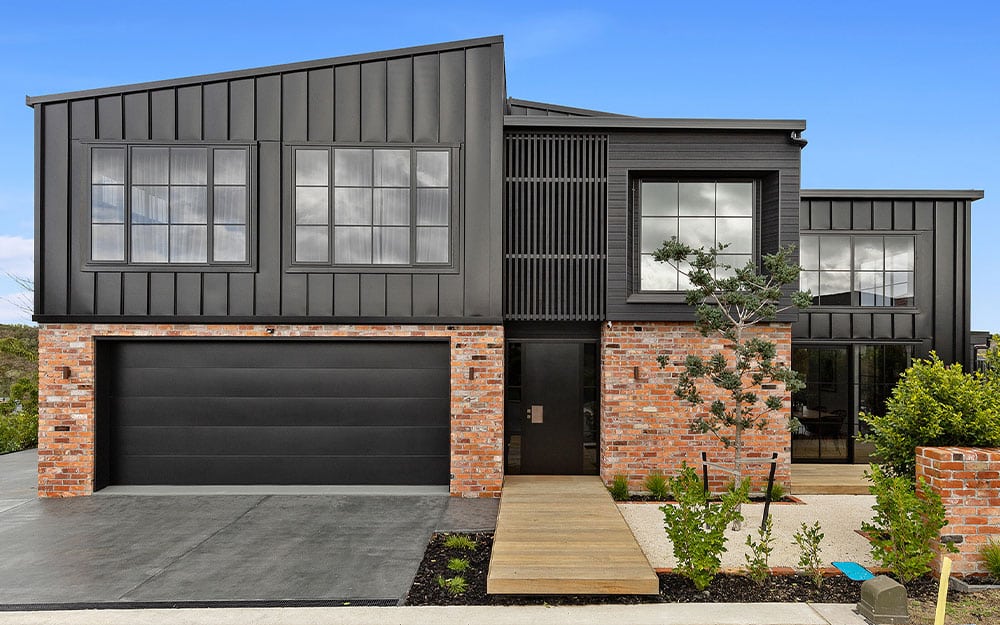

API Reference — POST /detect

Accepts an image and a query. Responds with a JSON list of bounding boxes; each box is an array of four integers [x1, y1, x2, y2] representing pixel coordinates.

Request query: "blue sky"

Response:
[[1, 1, 997, 329]]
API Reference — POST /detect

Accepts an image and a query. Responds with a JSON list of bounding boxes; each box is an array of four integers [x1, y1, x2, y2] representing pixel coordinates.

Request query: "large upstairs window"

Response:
[[799, 234, 915, 307], [637, 180, 754, 291], [90, 145, 250, 265], [293, 147, 453, 266]]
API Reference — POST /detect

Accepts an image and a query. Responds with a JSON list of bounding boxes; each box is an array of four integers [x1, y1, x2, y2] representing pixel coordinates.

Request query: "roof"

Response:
[[26, 35, 504, 106], [801, 189, 985, 200], [503, 115, 807, 131], [506, 98, 632, 118]]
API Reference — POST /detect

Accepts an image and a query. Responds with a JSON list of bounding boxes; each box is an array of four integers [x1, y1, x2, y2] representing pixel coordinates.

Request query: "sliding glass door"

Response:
[[792, 343, 914, 463]]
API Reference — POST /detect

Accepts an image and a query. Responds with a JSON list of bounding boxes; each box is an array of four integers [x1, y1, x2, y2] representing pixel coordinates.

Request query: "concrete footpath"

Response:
[[0, 603, 869, 625]]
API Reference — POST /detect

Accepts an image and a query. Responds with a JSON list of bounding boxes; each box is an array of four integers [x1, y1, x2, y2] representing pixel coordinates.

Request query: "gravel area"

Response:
[[619, 495, 877, 570]]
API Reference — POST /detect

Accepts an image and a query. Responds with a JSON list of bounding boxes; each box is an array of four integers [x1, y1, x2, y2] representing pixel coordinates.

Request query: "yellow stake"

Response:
[[934, 556, 952, 625]]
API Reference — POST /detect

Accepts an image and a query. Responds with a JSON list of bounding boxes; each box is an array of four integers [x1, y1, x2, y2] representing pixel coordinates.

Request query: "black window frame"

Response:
[[284, 143, 462, 274], [628, 175, 760, 301], [799, 233, 917, 309], [82, 141, 257, 273]]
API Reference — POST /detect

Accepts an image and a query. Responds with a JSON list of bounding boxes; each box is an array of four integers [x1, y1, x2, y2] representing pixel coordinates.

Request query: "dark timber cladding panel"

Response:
[[35, 38, 503, 321], [606, 130, 802, 321], [795, 195, 973, 368], [101, 340, 450, 485], [504, 132, 607, 320]]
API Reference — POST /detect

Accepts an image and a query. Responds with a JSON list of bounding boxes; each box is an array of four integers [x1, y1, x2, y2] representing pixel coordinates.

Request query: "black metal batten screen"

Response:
[[504, 133, 607, 320]]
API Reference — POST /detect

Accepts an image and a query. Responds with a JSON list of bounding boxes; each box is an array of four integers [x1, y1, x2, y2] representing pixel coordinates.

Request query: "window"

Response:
[[638, 180, 754, 291], [90, 145, 250, 265], [293, 147, 452, 265], [799, 235, 914, 307]]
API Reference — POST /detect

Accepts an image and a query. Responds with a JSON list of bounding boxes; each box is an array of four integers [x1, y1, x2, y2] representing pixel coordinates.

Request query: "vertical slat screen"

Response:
[[504, 132, 607, 320]]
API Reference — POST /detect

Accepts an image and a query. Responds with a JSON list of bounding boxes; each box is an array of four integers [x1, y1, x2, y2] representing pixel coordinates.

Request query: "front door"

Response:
[[504, 340, 599, 475]]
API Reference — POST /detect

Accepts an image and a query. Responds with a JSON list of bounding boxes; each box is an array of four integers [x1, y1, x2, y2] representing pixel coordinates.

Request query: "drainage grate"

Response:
[[0, 598, 400, 612]]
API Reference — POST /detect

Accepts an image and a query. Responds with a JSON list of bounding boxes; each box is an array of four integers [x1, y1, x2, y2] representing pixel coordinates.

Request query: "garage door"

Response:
[[96, 340, 450, 486]]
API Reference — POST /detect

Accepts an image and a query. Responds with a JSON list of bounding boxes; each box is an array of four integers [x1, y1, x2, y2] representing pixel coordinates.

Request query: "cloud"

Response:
[[0, 235, 34, 280], [0, 292, 32, 325]]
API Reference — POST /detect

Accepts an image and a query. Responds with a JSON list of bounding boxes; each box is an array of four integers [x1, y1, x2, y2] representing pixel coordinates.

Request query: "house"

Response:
[[28, 36, 982, 497]]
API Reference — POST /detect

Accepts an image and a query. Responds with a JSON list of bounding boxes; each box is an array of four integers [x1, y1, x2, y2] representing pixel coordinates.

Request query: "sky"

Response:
[[0, 0, 997, 329]]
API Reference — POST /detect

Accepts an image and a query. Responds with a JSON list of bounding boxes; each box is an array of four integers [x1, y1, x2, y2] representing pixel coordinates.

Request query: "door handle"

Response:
[[528, 405, 543, 424]]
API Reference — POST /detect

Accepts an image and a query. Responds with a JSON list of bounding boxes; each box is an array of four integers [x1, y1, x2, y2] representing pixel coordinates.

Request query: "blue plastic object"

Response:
[[832, 561, 875, 581]]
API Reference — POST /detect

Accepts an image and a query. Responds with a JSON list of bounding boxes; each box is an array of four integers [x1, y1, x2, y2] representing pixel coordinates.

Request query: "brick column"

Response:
[[916, 446, 1000, 578], [600, 321, 792, 493]]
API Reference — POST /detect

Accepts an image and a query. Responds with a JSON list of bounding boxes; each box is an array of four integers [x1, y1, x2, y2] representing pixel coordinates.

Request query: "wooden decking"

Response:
[[791, 463, 871, 494], [486, 475, 659, 595]]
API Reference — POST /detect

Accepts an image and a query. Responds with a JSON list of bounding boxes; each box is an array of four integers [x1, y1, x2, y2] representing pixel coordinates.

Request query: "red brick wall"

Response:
[[916, 446, 1000, 578], [600, 321, 792, 493], [38, 323, 504, 498]]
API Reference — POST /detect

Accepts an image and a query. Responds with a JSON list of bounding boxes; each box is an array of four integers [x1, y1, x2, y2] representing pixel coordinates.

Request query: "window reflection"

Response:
[[639, 180, 754, 291], [800, 234, 915, 306]]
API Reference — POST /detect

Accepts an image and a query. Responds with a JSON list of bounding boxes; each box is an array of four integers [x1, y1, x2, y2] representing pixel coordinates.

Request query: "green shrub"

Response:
[[744, 514, 775, 585], [644, 472, 670, 500], [767, 482, 785, 501], [981, 540, 1000, 578], [0, 411, 38, 454], [436, 575, 468, 595], [442, 534, 477, 551], [608, 474, 630, 501], [661, 464, 747, 590], [862, 464, 956, 582], [792, 521, 825, 588], [446, 557, 470, 573], [859, 353, 1000, 478]]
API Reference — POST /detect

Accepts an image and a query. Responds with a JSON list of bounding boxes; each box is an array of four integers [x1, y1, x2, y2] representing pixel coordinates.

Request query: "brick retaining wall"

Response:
[[916, 446, 1000, 578]]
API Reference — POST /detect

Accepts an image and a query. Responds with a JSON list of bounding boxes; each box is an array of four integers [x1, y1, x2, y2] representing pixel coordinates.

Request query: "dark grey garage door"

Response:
[[96, 340, 450, 487]]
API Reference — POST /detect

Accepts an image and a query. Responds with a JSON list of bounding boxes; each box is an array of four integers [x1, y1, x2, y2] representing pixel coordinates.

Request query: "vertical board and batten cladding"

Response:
[[605, 130, 802, 320], [35, 39, 504, 320], [503, 132, 607, 320], [795, 195, 972, 366]]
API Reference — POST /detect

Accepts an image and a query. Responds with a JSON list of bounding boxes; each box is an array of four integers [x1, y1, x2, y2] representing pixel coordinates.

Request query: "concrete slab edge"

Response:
[[0, 603, 863, 625]]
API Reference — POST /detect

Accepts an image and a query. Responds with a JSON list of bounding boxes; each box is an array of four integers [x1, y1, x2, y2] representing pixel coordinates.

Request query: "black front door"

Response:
[[519, 342, 584, 474]]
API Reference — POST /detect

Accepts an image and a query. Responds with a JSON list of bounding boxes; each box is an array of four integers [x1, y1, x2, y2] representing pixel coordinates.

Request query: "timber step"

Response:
[[486, 475, 659, 595], [792, 463, 871, 494]]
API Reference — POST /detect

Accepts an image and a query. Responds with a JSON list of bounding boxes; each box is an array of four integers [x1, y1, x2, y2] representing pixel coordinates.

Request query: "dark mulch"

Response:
[[624, 495, 797, 503], [405, 531, 952, 606]]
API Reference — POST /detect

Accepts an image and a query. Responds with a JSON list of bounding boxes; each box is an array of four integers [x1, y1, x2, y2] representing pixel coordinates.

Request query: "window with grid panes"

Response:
[[638, 180, 754, 291], [90, 145, 250, 265], [293, 147, 452, 265]]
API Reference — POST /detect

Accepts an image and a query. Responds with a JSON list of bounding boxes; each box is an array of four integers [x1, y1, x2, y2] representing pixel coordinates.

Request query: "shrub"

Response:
[[0, 411, 38, 454], [859, 353, 1000, 478], [862, 464, 955, 582], [447, 557, 470, 572], [436, 575, 468, 595], [608, 474, 630, 501], [442, 534, 477, 551], [744, 514, 775, 585], [644, 472, 670, 500], [792, 521, 825, 589], [982, 540, 1000, 579], [767, 482, 785, 502], [661, 464, 747, 591]]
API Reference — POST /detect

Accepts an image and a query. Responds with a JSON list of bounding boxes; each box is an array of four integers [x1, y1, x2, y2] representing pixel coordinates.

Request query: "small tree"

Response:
[[654, 240, 811, 491]]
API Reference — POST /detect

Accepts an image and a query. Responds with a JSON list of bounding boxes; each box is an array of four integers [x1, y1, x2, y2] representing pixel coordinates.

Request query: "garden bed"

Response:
[[405, 531, 949, 606], [621, 494, 802, 504]]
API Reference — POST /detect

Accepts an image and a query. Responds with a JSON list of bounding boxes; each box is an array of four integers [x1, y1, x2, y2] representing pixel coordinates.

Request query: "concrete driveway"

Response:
[[0, 450, 497, 607]]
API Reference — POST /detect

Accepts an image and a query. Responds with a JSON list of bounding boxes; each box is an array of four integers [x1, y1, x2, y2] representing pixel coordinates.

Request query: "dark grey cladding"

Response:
[[32, 37, 505, 322]]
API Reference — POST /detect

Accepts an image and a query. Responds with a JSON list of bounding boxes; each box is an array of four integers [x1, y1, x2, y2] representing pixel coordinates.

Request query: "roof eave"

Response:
[[801, 189, 985, 201], [503, 115, 807, 131]]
